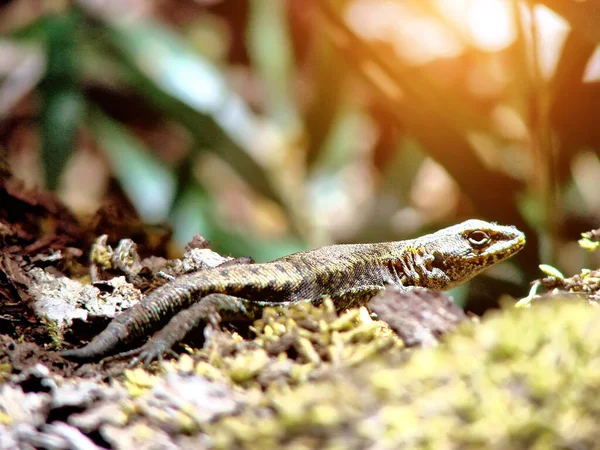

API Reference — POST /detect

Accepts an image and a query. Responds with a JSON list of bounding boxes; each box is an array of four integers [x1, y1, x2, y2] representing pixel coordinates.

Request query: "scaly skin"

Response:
[[61, 219, 525, 365]]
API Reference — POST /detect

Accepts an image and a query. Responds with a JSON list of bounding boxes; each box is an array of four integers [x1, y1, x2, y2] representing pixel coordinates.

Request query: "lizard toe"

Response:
[[128, 341, 172, 368]]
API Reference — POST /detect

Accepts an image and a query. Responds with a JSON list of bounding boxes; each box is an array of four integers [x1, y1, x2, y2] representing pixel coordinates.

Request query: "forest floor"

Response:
[[2, 175, 600, 450]]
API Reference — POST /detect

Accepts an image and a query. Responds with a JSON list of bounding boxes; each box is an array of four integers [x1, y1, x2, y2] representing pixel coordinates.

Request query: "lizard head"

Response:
[[410, 219, 526, 290]]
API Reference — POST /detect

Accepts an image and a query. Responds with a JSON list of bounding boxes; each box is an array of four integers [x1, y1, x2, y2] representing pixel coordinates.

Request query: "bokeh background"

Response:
[[1, 0, 600, 312]]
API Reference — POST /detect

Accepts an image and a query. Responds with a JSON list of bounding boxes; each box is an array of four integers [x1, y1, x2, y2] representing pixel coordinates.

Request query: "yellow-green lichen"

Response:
[[42, 314, 64, 349], [123, 368, 159, 396], [0, 363, 12, 382], [203, 299, 600, 450]]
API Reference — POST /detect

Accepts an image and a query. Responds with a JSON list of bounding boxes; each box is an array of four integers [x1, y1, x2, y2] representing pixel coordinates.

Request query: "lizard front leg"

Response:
[[413, 250, 452, 290], [122, 294, 260, 367], [397, 250, 451, 290]]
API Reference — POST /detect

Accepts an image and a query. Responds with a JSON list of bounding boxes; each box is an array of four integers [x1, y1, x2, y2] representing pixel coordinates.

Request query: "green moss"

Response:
[[203, 299, 600, 449], [0, 363, 12, 382], [42, 314, 64, 349]]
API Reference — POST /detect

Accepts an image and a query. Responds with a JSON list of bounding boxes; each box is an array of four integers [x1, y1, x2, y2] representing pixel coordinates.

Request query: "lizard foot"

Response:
[[122, 293, 243, 367], [101, 343, 178, 368], [127, 342, 179, 368]]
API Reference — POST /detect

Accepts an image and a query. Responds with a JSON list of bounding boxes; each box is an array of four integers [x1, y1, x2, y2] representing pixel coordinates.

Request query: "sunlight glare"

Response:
[[467, 0, 515, 52], [346, 0, 463, 65], [435, 0, 515, 52], [519, 4, 570, 80], [583, 46, 600, 83]]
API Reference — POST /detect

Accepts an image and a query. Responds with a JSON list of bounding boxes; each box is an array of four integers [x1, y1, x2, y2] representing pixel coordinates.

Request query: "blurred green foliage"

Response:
[[2, 0, 600, 309]]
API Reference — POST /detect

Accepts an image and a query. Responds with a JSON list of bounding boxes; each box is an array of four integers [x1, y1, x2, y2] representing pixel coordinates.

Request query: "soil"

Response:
[[0, 173, 172, 381]]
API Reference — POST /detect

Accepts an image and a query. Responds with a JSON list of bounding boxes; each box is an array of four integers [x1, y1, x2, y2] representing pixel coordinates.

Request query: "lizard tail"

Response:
[[61, 273, 218, 360], [61, 319, 129, 360]]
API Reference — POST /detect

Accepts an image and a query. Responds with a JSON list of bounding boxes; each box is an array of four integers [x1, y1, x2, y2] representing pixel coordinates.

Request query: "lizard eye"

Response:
[[467, 230, 490, 247]]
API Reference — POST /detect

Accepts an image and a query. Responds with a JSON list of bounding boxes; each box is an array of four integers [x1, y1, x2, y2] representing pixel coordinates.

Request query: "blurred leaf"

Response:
[[82, 14, 292, 211], [88, 103, 305, 258], [247, 0, 301, 132], [5, 14, 55, 40], [169, 181, 214, 246], [0, 43, 44, 119], [550, 31, 599, 181], [316, 107, 367, 171], [171, 181, 306, 262], [38, 12, 84, 190], [539, 263, 564, 279], [86, 106, 177, 223], [315, 0, 539, 271], [539, 0, 600, 44], [303, 13, 351, 169]]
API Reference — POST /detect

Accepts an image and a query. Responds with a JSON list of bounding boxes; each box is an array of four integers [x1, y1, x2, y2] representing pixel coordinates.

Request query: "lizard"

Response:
[[61, 219, 525, 365]]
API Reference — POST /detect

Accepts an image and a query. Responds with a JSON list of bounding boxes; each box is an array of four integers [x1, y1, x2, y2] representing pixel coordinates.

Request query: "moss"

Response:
[[109, 288, 600, 449], [123, 368, 159, 396], [42, 314, 64, 349], [0, 363, 12, 382], [202, 299, 600, 449], [0, 410, 12, 426]]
